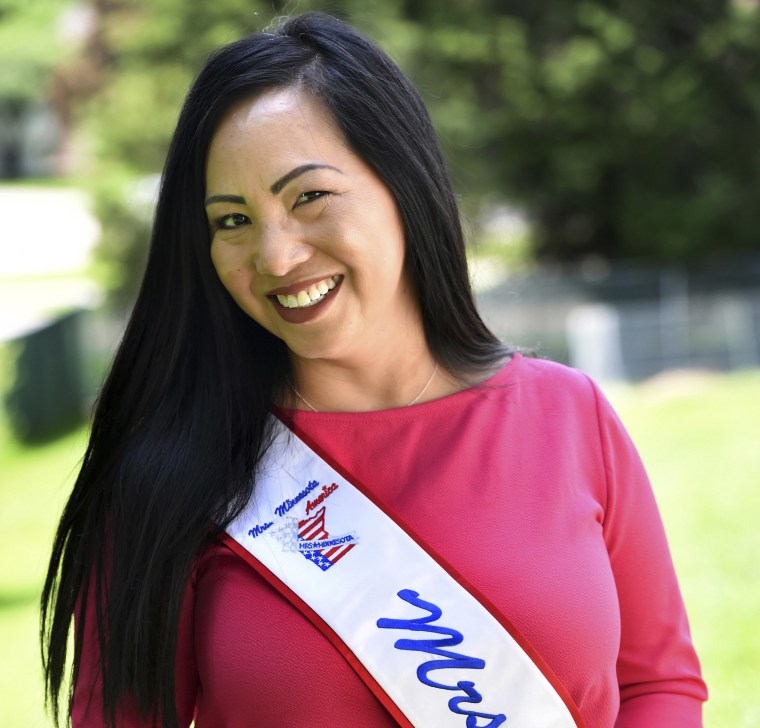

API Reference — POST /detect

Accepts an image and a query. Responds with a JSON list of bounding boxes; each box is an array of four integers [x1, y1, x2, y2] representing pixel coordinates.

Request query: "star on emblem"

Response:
[[271, 519, 300, 551]]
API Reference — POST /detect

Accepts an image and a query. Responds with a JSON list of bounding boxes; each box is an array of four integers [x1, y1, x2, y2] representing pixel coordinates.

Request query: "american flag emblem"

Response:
[[297, 506, 358, 571]]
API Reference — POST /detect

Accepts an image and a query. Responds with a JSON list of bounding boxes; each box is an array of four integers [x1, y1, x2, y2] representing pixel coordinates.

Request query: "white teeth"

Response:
[[275, 275, 341, 309]]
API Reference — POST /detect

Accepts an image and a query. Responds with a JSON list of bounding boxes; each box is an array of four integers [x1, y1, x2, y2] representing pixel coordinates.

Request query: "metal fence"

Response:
[[477, 256, 760, 382]]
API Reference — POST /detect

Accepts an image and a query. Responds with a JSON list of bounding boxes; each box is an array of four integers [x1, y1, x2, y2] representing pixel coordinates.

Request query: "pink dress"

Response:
[[73, 355, 707, 726]]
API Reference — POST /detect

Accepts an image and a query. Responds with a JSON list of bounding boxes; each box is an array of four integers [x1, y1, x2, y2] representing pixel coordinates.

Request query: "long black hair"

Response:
[[41, 11, 509, 727]]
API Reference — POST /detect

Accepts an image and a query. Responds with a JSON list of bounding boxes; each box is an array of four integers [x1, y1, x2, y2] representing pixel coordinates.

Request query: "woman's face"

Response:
[[206, 88, 420, 367]]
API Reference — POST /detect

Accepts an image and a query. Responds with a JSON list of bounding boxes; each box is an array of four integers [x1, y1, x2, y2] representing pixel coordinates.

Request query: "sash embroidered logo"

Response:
[[246, 479, 359, 572], [378, 589, 507, 727], [271, 502, 359, 572]]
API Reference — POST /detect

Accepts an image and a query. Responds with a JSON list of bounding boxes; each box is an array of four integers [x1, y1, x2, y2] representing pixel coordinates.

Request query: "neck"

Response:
[[288, 349, 447, 412]]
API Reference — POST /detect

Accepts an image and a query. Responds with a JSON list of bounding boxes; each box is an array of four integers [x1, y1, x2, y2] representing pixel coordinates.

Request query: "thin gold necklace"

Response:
[[288, 364, 439, 412]]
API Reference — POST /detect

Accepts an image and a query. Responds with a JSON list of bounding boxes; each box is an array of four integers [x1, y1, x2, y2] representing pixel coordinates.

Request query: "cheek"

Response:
[[365, 196, 407, 275], [211, 243, 245, 287], [374, 231, 407, 289], [210, 246, 260, 319]]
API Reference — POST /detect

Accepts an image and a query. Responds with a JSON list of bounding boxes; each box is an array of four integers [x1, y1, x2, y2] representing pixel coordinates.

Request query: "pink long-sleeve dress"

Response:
[[73, 354, 707, 726]]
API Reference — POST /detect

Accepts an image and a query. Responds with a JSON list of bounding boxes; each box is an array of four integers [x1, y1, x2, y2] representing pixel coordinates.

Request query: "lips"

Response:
[[268, 275, 343, 324]]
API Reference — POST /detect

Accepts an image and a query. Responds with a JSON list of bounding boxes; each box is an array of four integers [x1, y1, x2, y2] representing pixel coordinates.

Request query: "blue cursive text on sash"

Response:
[[274, 479, 320, 517], [377, 589, 506, 727], [248, 521, 273, 538]]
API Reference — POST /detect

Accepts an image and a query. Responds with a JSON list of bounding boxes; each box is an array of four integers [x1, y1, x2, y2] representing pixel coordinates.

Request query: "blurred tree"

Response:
[[59, 0, 760, 306], [386, 0, 760, 263], [0, 0, 66, 177]]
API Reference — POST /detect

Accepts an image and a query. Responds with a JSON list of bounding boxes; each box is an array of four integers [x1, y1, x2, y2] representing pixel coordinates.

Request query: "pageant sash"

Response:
[[225, 417, 584, 728]]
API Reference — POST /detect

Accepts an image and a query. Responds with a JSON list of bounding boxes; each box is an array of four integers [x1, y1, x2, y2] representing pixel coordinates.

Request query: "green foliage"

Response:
[[0, 0, 70, 178], [77, 0, 301, 175], [0, 0, 65, 102], [88, 173, 155, 311], [380, 1, 760, 263]]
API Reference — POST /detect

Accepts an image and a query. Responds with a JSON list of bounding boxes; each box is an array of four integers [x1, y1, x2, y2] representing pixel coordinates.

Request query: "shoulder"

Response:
[[483, 356, 622, 451], [460, 354, 608, 440], [501, 354, 599, 406], [516, 353, 591, 383]]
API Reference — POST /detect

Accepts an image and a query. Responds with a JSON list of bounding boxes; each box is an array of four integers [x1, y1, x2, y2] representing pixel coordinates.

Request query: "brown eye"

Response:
[[216, 213, 251, 230], [294, 190, 329, 206]]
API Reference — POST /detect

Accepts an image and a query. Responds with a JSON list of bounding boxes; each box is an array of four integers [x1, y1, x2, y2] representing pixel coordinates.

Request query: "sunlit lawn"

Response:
[[0, 424, 85, 726], [1, 368, 758, 726]]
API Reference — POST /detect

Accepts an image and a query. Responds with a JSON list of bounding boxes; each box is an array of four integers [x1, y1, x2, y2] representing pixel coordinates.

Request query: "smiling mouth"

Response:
[[274, 275, 341, 309]]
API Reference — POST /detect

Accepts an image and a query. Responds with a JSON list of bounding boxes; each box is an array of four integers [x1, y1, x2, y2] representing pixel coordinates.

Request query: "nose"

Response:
[[252, 221, 313, 277]]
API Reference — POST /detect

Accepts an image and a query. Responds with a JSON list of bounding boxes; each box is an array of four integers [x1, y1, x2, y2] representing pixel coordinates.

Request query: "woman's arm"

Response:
[[590, 380, 708, 727]]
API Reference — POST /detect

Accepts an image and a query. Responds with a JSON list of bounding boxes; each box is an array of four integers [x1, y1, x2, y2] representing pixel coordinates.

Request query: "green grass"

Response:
[[0, 427, 86, 726], [1, 369, 759, 725], [611, 370, 760, 727]]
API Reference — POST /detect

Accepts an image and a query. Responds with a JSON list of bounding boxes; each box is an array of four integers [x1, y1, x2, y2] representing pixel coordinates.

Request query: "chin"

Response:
[[278, 322, 357, 363], [291, 345, 347, 364]]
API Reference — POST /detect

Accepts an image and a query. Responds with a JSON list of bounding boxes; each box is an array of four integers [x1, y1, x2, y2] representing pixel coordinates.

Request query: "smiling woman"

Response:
[[206, 89, 422, 378], [40, 11, 706, 728]]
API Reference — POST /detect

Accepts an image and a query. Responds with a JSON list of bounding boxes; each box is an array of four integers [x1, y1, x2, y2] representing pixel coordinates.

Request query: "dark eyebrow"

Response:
[[270, 164, 342, 194], [204, 194, 246, 207], [204, 164, 342, 206]]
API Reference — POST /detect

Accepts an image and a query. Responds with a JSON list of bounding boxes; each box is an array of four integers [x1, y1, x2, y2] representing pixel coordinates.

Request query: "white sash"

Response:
[[225, 417, 584, 728]]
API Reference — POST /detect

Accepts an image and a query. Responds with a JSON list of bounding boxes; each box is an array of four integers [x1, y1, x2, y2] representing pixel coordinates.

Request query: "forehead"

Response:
[[207, 88, 347, 170]]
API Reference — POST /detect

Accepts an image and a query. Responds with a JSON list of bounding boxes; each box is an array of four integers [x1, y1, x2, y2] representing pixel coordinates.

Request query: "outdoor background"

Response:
[[1, 0, 759, 725]]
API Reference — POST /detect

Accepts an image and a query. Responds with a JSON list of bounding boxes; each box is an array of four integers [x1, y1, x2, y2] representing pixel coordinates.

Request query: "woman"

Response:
[[41, 12, 707, 728]]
